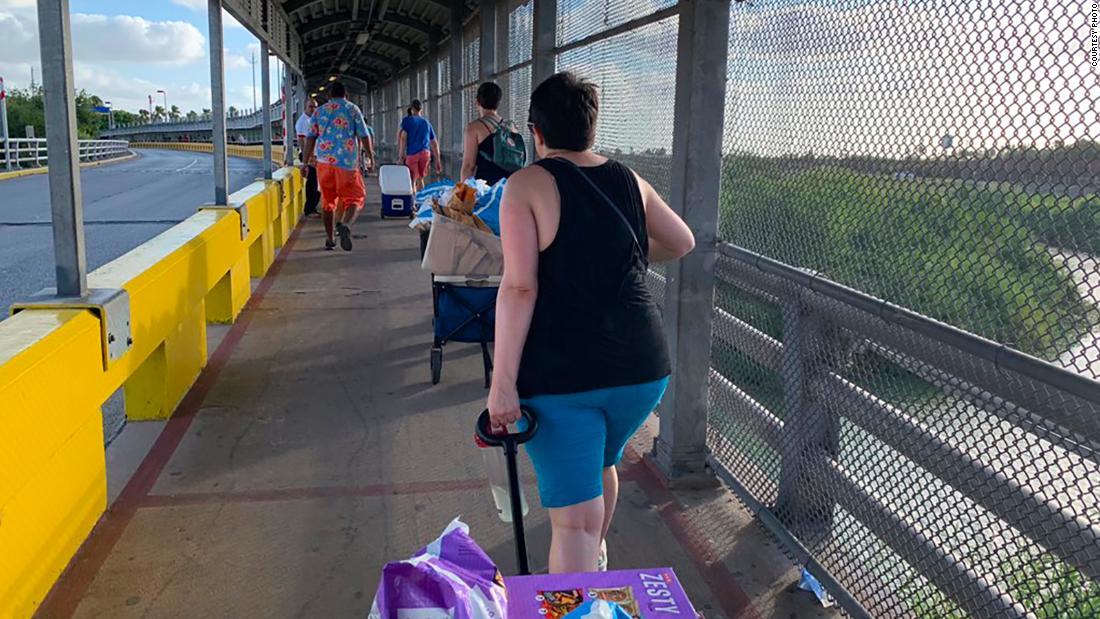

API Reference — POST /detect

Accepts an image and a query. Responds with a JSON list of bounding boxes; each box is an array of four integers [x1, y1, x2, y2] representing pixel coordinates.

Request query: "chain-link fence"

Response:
[[361, 1, 1099, 615], [713, 0, 1100, 616]]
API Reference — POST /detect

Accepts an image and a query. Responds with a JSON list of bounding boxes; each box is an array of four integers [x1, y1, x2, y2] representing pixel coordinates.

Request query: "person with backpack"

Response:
[[460, 82, 527, 184], [486, 72, 695, 573]]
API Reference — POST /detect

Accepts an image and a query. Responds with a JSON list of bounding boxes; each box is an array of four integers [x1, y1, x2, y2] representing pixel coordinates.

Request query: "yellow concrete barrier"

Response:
[[0, 166, 303, 617], [128, 141, 286, 164]]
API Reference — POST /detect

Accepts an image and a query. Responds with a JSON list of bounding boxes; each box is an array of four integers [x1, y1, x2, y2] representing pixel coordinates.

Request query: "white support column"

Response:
[[260, 43, 273, 179], [652, 0, 732, 483], [208, 0, 229, 204], [37, 0, 87, 297]]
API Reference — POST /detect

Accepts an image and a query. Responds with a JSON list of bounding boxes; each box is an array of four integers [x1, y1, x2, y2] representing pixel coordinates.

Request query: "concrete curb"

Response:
[[0, 152, 139, 183]]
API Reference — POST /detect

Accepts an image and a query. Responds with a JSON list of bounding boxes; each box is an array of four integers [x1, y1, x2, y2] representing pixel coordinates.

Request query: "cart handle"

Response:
[[476, 407, 538, 447]]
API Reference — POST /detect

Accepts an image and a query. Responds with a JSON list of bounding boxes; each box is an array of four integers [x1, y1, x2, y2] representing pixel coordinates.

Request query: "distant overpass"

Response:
[[100, 102, 289, 144]]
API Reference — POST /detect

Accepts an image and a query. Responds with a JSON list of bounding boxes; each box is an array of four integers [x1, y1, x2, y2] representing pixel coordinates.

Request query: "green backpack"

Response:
[[479, 117, 527, 173]]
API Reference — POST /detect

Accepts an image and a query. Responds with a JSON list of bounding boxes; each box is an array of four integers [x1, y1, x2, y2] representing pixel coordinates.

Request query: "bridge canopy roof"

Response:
[[280, 0, 478, 93]]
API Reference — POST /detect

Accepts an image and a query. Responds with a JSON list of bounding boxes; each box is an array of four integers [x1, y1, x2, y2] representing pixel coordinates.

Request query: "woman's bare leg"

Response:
[[600, 466, 619, 542], [548, 496, 604, 573]]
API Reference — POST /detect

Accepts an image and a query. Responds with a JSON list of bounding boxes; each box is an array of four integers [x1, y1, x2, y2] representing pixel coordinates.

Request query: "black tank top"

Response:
[[475, 118, 511, 185], [516, 158, 671, 398]]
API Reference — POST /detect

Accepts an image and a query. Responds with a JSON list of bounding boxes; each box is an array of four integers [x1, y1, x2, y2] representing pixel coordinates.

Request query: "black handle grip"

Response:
[[476, 407, 538, 447]]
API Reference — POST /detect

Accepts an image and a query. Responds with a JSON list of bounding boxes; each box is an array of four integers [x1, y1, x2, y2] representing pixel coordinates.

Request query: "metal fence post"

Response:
[[774, 300, 841, 540], [651, 0, 731, 483], [449, 1, 465, 179], [260, 42, 273, 179], [531, 0, 556, 88], [479, 0, 498, 81], [38, 0, 87, 298], [282, 63, 294, 166], [208, 0, 229, 204]]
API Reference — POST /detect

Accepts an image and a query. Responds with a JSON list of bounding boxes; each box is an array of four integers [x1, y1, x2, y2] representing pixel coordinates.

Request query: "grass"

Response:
[[717, 157, 1095, 358]]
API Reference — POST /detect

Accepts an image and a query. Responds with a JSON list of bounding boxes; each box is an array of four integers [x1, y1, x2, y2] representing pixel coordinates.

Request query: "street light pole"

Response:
[[157, 89, 167, 119], [1, 76, 11, 170]]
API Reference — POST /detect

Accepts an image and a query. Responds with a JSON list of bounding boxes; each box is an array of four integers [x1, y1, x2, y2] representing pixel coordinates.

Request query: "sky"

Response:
[[0, 0, 284, 115]]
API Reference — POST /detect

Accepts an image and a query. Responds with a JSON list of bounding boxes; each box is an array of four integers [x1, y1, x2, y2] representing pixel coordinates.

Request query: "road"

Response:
[[0, 149, 264, 313]]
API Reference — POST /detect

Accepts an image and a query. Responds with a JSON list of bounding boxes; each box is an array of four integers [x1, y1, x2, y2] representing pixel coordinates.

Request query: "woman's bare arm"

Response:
[[487, 168, 542, 427], [635, 172, 695, 262], [460, 122, 479, 180]]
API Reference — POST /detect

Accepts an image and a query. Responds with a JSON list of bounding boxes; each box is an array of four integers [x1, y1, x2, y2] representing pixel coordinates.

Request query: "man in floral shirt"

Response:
[[302, 81, 376, 251]]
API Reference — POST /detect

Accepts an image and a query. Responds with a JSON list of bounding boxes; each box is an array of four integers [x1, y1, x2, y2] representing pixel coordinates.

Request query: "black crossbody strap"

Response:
[[551, 157, 644, 259]]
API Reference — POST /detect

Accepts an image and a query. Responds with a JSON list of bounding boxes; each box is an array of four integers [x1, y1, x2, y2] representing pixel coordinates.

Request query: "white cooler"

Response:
[[379, 164, 414, 218]]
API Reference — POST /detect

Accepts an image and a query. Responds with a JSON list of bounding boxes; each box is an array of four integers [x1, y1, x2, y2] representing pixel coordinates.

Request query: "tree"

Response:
[[138, 109, 151, 124], [185, 110, 199, 122], [4, 86, 46, 138], [153, 105, 166, 121], [169, 105, 181, 121], [228, 106, 239, 117]]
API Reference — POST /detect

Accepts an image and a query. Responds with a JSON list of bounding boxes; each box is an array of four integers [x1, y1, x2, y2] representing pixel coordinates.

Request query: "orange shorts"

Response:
[[405, 149, 431, 180], [316, 163, 366, 213]]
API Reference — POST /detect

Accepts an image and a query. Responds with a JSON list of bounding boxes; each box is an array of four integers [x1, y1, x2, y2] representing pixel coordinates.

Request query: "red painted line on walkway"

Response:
[[35, 222, 305, 619], [621, 447, 763, 619], [142, 479, 489, 507]]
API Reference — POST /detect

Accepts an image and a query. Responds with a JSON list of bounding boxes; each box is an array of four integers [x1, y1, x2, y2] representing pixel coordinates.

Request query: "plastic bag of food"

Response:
[[367, 518, 507, 619], [473, 178, 506, 236], [422, 213, 504, 276], [562, 600, 635, 619]]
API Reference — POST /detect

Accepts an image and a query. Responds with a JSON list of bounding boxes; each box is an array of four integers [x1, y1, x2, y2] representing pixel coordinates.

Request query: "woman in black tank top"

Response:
[[486, 73, 696, 574], [460, 82, 512, 184]]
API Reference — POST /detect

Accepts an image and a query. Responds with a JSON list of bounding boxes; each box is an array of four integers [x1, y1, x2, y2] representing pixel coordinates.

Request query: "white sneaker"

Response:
[[597, 540, 608, 572]]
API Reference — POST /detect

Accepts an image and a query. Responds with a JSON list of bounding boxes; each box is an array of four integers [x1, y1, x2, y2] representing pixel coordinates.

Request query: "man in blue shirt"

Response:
[[398, 99, 442, 191]]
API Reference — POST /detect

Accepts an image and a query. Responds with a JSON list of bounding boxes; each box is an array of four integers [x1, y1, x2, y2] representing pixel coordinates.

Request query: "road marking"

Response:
[[175, 158, 199, 172]]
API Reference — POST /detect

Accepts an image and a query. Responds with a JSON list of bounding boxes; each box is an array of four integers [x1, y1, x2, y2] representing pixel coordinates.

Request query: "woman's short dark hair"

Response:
[[528, 72, 598, 151], [476, 82, 503, 110]]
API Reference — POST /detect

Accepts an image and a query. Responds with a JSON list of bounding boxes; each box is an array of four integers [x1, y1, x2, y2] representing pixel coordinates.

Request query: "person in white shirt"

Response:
[[295, 97, 321, 216]]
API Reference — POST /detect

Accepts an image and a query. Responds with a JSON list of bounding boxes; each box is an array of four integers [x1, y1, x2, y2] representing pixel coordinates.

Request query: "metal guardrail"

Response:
[[0, 139, 130, 169], [99, 101, 285, 138], [707, 243, 1100, 618]]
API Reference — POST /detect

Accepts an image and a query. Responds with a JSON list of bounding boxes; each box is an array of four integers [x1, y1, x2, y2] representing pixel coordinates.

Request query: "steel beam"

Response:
[[261, 42, 273, 179], [299, 12, 439, 39], [37, 0, 87, 297], [653, 0, 733, 482], [286, 0, 450, 14], [531, 0, 556, 90], [208, 0, 229, 204], [449, 0, 464, 178], [306, 33, 421, 57], [479, 0, 498, 80], [283, 63, 294, 165]]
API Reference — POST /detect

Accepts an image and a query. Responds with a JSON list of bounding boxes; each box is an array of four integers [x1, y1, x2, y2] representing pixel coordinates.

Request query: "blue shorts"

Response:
[[519, 377, 670, 509]]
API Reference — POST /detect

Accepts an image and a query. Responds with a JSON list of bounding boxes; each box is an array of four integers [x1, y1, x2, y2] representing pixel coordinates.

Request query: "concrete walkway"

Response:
[[38, 185, 837, 619]]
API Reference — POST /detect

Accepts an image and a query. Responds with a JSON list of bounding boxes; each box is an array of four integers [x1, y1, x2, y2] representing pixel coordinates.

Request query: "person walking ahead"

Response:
[[487, 72, 695, 574], [301, 81, 375, 251], [398, 99, 442, 192], [295, 97, 321, 216], [460, 81, 525, 184]]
